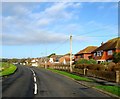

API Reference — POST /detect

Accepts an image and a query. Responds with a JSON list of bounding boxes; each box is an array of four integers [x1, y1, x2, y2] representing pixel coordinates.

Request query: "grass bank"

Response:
[[0, 62, 17, 76], [47, 68, 93, 82], [96, 85, 120, 96]]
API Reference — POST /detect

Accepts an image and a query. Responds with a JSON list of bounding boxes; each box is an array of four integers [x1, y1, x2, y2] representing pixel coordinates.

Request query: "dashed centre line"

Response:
[[30, 68, 38, 95], [34, 83, 37, 95], [34, 77, 37, 82]]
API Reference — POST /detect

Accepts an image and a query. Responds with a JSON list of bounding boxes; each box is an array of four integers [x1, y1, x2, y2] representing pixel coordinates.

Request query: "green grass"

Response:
[[96, 85, 120, 96], [48, 68, 93, 82], [0, 62, 17, 76]]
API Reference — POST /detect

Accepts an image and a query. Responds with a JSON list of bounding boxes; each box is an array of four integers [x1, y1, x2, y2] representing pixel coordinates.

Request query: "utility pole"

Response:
[[45, 47, 47, 69], [70, 35, 73, 72]]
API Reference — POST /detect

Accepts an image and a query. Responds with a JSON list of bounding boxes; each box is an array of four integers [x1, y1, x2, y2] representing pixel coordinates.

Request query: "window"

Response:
[[94, 53, 96, 56], [97, 51, 103, 56], [97, 52, 101, 56], [108, 50, 113, 55], [80, 54, 83, 58]]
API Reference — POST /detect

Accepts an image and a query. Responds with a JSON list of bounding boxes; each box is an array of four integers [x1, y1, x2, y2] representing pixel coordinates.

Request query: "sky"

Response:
[[1, 2, 118, 58]]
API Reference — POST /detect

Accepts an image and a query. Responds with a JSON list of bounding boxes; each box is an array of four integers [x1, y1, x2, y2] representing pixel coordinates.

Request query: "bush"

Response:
[[89, 59, 97, 64], [101, 62, 109, 65], [113, 52, 120, 63], [75, 63, 106, 71], [76, 59, 90, 64], [76, 59, 97, 65]]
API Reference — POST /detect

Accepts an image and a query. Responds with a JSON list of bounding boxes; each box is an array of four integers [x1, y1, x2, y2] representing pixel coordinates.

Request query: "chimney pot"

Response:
[[101, 42, 104, 45]]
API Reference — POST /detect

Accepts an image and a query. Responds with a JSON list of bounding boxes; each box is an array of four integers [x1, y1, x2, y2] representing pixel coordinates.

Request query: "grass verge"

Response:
[[48, 68, 93, 82], [95, 85, 120, 96], [0, 62, 17, 76]]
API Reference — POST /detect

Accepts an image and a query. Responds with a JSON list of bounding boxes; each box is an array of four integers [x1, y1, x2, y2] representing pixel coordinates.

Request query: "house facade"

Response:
[[74, 46, 98, 61], [59, 54, 74, 65], [92, 37, 120, 63], [31, 58, 39, 67], [49, 55, 63, 64]]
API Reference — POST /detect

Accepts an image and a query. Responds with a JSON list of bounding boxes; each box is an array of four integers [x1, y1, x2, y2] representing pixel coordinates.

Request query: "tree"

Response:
[[20, 58, 26, 64], [11, 58, 18, 63], [113, 52, 120, 63], [48, 53, 56, 58]]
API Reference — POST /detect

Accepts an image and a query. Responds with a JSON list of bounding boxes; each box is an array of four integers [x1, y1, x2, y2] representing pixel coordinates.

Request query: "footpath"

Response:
[[76, 75, 120, 98]]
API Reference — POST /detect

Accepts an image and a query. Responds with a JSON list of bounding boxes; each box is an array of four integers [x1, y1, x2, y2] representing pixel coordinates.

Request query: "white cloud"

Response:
[[2, 2, 82, 45], [2, 31, 69, 45], [2, 0, 119, 2], [2, 2, 117, 46]]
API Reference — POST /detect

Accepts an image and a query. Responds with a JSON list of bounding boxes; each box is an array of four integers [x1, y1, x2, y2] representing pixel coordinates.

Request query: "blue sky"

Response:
[[1, 2, 118, 58]]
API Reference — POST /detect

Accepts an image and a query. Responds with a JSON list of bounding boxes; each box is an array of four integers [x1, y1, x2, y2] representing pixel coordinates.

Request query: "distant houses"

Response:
[[49, 55, 63, 64], [18, 37, 120, 66], [31, 58, 39, 67], [59, 53, 74, 65]]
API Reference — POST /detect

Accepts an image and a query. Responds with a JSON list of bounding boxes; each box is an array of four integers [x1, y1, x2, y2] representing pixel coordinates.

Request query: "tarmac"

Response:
[[75, 75, 120, 98]]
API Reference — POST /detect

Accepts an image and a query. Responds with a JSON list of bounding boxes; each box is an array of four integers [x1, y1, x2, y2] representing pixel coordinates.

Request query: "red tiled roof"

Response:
[[75, 46, 98, 55], [93, 37, 120, 52]]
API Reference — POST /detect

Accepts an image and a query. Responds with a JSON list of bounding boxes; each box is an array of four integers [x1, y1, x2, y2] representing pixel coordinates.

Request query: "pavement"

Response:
[[86, 76, 120, 87], [1, 65, 117, 98]]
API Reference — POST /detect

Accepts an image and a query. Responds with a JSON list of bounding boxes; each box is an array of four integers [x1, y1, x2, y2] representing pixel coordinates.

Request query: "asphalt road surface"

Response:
[[2, 65, 34, 97], [2, 65, 111, 98]]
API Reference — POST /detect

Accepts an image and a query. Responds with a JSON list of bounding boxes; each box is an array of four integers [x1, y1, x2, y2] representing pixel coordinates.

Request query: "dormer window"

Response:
[[108, 50, 113, 55]]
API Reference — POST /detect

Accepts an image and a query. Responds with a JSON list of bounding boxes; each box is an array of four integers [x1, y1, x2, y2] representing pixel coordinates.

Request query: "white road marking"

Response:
[[30, 68, 38, 95], [34, 83, 38, 95], [34, 77, 37, 82], [33, 73, 36, 76]]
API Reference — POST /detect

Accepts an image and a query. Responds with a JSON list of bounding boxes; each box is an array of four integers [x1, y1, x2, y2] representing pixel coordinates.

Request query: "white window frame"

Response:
[[108, 50, 113, 55], [97, 50, 103, 56], [94, 53, 96, 56]]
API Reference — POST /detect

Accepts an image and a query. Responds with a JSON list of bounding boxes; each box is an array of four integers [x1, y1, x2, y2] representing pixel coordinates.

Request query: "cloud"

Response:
[[2, 2, 83, 45], [2, 2, 117, 46], [2, 31, 69, 45], [1, 0, 119, 2]]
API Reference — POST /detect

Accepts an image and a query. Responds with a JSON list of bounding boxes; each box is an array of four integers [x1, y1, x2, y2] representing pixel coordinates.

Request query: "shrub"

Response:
[[113, 52, 120, 63], [89, 59, 97, 64], [76, 59, 97, 65], [111, 63, 120, 71], [76, 59, 90, 64], [75, 63, 106, 71], [101, 62, 109, 65]]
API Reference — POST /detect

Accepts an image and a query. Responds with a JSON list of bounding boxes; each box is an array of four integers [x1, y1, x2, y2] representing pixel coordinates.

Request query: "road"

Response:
[[2, 65, 34, 97], [2, 65, 111, 97]]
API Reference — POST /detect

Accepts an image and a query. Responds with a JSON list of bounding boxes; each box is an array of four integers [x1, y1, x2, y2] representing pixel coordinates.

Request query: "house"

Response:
[[74, 46, 98, 61], [31, 58, 39, 67], [92, 37, 120, 63], [49, 55, 63, 64], [59, 53, 74, 65]]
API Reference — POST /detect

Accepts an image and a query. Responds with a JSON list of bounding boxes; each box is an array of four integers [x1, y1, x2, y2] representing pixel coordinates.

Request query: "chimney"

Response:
[[101, 42, 104, 45]]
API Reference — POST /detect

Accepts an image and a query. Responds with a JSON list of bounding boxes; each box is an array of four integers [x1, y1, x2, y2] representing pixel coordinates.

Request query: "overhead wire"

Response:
[[42, 26, 118, 56]]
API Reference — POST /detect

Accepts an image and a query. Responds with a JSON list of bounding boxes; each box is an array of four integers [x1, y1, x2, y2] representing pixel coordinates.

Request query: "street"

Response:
[[2, 65, 111, 97]]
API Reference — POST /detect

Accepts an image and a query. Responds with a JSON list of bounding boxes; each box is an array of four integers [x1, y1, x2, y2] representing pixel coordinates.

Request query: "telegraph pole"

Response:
[[70, 35, 73, 72], [45, 47, 47, 69]]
